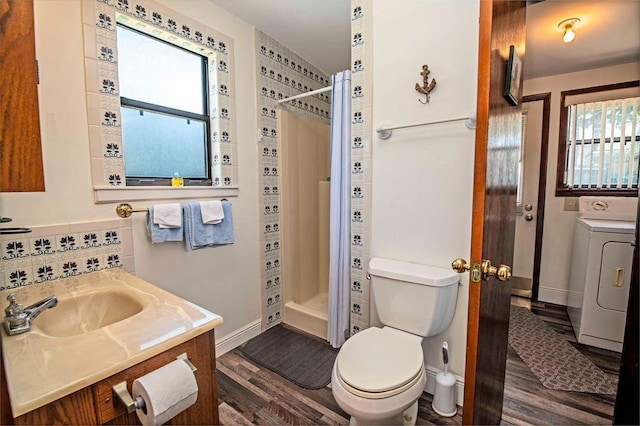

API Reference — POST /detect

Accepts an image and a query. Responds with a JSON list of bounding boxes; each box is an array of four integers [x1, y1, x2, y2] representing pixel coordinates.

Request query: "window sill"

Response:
[[94, 186, 239, 204], [555, 187, 638, 198]]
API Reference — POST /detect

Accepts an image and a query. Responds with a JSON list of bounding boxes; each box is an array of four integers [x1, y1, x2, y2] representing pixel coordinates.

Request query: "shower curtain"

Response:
[[328, 70, 351, 348]]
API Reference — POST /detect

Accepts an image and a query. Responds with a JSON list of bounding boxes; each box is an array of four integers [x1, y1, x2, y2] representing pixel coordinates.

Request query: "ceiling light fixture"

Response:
[[558, 18, 580, 43]]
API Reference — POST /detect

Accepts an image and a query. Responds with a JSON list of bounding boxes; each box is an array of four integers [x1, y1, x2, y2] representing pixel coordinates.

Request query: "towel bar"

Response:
[[116, 200, 228, 218]]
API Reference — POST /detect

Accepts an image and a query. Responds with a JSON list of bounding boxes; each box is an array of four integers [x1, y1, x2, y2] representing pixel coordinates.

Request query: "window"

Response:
[[116, 23, 211, 186], [557, 81, 640, 196], [516, 112, 527, 207]]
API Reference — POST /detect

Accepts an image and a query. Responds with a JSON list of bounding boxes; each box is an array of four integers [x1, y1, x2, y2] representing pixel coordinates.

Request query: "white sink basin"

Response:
[[35, 289, 143, 337]]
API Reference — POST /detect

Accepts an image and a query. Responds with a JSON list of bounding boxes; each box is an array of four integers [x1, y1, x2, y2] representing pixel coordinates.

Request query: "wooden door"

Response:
[[463, 1, 526, 424], [0, 0, 45, 192]]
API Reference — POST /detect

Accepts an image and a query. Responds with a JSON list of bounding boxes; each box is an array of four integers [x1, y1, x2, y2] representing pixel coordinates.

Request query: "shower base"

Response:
[[283, 292, 328, 340]]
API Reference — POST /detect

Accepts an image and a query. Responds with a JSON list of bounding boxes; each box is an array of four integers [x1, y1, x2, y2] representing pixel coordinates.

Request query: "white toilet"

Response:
[[331, 257, 459, 425]]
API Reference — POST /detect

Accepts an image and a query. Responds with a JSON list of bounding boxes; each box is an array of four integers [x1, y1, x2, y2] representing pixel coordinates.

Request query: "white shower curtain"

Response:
[[328, 70, 351, 348]]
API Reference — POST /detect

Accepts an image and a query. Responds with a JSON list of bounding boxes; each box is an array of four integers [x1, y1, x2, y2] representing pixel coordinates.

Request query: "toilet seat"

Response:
[[336, 327, 424, 399]]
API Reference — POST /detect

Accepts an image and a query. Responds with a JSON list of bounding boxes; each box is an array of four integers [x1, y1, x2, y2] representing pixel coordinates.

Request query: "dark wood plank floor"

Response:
[[217, 300, 620, 425], [502, 298, 620, 426]]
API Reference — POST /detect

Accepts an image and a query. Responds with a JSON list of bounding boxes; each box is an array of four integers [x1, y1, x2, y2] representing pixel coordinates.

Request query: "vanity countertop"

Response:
[[0, 268, 223, 418]]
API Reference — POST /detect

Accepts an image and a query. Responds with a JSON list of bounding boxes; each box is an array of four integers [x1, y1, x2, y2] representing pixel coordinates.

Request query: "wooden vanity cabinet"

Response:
[[0, 330, 219, 425], [0, 0, 45, 192]]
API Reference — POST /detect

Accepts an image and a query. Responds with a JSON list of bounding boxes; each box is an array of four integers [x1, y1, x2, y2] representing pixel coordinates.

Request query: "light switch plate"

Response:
[[564, 197, 579, 211]]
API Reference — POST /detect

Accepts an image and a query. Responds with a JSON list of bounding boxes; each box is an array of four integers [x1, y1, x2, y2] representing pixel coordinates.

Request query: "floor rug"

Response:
[[241, 324, 338, 390], [508, 305, 617, 394]]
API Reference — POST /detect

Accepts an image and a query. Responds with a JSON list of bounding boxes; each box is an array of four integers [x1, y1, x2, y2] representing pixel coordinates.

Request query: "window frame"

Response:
[[117, 23, 212, 187], [556, 80, 640, 197], [82, 0, 240, 204]]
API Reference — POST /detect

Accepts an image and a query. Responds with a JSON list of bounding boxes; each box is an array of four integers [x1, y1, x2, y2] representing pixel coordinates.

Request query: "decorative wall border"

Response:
[[255, 30, 331, 330], [0, 219, 134, 291], [349, 0, 373, 336], [81, 0, 237, 190]]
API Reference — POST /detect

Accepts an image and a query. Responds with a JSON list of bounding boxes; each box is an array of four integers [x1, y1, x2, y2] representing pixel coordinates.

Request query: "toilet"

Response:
[[331, 257, 459, 425]]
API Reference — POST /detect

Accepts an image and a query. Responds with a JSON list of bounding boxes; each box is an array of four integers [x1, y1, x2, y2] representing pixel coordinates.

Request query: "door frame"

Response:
[[522, 93, 551, 301]]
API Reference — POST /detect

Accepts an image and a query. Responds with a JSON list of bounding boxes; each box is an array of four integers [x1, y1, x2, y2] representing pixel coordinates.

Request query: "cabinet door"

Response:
[[0, 0, 45, 192]]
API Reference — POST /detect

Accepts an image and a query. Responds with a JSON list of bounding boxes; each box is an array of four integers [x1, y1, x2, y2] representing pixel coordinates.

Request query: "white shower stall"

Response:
[[279, 109, 332, 339]]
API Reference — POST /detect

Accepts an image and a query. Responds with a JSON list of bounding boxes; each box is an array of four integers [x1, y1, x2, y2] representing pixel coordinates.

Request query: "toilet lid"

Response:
[[336, 328, 424, 393]]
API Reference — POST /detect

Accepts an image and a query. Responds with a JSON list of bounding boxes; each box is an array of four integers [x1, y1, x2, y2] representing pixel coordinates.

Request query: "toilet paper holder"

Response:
[[112, 353, 197, 414]]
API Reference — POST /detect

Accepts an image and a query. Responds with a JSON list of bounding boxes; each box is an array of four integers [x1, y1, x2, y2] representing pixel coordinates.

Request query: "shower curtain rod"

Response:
[[276, 85, 332, 104]]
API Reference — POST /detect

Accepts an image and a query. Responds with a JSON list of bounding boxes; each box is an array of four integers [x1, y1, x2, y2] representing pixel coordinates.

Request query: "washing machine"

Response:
[[567, 197, 636, 353]]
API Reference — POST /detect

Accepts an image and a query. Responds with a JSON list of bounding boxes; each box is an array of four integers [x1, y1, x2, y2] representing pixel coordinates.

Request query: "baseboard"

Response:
[[424, 365, 465, 407], [215, 319, 262, 357], [537, 286, 569, 306]]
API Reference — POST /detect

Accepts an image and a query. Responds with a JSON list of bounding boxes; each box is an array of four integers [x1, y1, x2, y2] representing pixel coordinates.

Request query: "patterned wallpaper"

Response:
[[255, 30, 331, 329], [0, 220, 134, 291], [81, 0, 237, 189]]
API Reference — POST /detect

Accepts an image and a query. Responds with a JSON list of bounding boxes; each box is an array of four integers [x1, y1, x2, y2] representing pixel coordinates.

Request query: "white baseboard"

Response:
[[537, 286, 569, 306], [215, 319, 262, 357], [424, 365, 465, 407]]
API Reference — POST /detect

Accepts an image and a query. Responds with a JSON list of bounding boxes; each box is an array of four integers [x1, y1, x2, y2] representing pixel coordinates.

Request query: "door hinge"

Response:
[[36, 59, 40, 84]]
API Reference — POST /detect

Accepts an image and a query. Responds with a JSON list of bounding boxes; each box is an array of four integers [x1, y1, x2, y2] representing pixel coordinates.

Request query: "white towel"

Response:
[[199, 200, 224, 224], [153, 203, 182, 228]]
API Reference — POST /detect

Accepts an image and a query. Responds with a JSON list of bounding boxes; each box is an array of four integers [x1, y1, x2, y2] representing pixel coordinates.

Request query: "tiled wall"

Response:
[[255, 30, 331, 329], [81, 0, 237, 188], [349, 0, 373, 335], [0, 220, 134, 291]]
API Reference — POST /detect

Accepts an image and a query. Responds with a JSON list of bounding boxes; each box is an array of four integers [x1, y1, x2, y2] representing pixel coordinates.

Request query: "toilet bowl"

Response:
[[331, 258, 460, 425], [331, 327, 426, 425]]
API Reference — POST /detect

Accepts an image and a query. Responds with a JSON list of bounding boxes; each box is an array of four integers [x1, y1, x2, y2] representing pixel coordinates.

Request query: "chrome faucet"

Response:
[[3, 293, 58, 335]]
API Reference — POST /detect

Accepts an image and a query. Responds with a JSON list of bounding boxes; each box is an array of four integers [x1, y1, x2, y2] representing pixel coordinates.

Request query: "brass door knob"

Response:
[[451, 258, 471, 273], [452, 258, 511, 282], [481, 260, 512, 282]]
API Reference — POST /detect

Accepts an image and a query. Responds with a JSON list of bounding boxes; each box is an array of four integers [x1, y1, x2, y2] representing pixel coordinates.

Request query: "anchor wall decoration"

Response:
[[415, 64, 436, 104]]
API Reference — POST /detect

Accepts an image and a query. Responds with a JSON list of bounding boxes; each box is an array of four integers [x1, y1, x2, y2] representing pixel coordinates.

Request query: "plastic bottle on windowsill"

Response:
[[172, 172, 184, 187]]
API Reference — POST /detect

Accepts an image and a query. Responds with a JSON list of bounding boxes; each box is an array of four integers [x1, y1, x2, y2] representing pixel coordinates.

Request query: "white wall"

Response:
[[370, 1, 479, 378], [523, 62, 640, 305], [0, 0, 262, 340]]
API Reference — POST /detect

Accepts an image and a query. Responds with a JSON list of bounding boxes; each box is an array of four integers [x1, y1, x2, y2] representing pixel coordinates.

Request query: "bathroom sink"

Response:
[[35, 289, 143, 337]]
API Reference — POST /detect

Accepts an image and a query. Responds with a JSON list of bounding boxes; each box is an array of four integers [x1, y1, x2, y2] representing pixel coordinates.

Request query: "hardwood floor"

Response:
[[217, 301, 620, 425], [217, 347, 462, 425], [502, 298, 620, 425]]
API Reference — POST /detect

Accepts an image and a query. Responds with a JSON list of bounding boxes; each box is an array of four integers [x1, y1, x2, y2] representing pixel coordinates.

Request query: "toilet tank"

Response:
[[369, 257, 460, 337]]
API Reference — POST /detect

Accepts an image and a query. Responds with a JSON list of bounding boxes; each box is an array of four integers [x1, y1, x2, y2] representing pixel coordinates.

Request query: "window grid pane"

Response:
[[121, 107, 208, 178], [116, 24, 205, 115], [565, 97, 640, 189]]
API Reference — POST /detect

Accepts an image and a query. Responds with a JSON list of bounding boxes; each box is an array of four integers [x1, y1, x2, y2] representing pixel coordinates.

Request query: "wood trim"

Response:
[[0, 0, 45, 192], [556, 188, 638, 197], [613, 200, 639, 425], [555, 80, 640, 197], [523, 93, 551, 301], [463, 1, 493, 423]]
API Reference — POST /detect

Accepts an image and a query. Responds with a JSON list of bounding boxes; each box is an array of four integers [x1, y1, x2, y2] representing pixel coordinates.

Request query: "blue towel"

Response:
[[183, 201, 234, 251], [147, 207, 183, 243]]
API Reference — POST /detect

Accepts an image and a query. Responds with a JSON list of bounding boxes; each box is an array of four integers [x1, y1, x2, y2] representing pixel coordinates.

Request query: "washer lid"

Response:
[[337, 328, 424, 393], [577, 218, 635, 233]]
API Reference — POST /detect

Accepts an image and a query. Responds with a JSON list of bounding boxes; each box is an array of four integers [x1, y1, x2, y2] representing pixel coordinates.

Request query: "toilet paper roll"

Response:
[[132, 358, 199, 426]]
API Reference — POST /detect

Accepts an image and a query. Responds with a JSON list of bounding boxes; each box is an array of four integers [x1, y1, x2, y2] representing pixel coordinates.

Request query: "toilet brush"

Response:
[[432, 342, 457, 417]]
